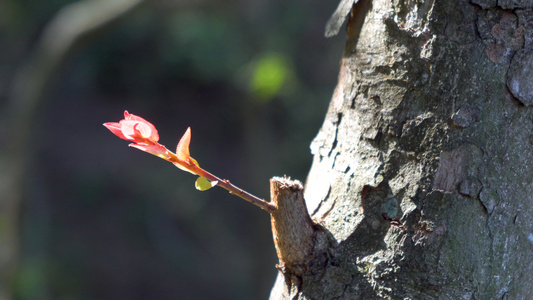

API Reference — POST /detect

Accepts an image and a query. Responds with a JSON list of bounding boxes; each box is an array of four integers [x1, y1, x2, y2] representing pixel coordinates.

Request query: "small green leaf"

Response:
[[195, 177, 217, 191], [189, 157, 200, 167]]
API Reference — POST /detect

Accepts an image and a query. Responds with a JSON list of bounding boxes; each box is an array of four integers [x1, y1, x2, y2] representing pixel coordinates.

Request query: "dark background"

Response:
[[1, 0, 343, 299]]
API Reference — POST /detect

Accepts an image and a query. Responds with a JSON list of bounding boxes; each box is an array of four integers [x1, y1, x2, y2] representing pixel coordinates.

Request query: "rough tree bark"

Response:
[[270, 0, 533, 298]]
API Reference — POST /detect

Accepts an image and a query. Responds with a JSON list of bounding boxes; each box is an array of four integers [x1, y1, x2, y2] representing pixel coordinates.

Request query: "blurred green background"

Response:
[[0, 0, 343, 299]]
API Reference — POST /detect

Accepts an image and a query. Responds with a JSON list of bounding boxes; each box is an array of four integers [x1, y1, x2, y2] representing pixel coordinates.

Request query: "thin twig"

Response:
[[166, 151, 276, 213]]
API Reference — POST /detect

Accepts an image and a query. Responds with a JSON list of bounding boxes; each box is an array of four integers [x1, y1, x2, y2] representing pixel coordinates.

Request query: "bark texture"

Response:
[[270, 177, 316, 276], [271, 0, 533, 298], [269, 177, 333, 299]]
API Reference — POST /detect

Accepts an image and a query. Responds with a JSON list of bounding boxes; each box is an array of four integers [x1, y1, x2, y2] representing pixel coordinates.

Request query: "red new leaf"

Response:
[[104, 111, 167, 158]]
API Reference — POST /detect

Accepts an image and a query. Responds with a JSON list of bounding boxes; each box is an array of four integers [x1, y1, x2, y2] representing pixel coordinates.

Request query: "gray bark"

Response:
[[271, 0, 533, 298]]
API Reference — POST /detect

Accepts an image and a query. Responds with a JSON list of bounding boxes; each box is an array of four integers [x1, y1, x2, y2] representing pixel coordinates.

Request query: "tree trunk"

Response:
[[271, 0, 533, 298]]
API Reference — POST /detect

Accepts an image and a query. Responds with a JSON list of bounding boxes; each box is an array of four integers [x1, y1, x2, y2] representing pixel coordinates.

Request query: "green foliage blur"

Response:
[[0, 0, 343, 299], [248, 52, 295, 100]]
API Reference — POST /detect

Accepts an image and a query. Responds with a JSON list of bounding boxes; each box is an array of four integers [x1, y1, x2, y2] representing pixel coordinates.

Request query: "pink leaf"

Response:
[[104, 110, 165, 157], [176, 127, 192, 161]]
